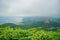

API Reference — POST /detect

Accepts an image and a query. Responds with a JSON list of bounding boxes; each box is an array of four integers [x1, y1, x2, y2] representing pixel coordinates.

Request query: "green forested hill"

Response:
[[0, 17, 60, 30], [0, 19, 60, 30]]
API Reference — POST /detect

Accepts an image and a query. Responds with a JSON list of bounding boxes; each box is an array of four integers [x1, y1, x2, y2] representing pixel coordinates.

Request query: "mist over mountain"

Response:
[[0, 16, 60, 24], [0, 17, 23, 24], [0, 0, 60, 39], [0, 16, 60, 30], [23, 16, 60, 23]]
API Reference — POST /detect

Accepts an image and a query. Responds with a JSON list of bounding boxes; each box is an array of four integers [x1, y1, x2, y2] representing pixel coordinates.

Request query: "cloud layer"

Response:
[[0, 0, 60, 17]]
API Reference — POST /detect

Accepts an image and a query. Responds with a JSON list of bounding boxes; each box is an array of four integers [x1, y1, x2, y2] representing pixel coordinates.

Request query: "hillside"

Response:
[[0, 16, 60, 30]]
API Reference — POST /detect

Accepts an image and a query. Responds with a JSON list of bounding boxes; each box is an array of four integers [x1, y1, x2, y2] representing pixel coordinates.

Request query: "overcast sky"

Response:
[[0, 0, 60, 17]]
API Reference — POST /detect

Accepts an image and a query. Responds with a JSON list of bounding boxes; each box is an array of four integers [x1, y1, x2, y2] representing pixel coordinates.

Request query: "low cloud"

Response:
[[0, 0, 59, 17]]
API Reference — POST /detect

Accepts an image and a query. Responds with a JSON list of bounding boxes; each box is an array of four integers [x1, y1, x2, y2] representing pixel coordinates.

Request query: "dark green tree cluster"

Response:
[[0, 27, 60, 40]]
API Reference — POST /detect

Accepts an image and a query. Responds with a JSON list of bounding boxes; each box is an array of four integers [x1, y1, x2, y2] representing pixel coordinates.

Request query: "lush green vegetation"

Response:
[[0, 26, 60, 40]]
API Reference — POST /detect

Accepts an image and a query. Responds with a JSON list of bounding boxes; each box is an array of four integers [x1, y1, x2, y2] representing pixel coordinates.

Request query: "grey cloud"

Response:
[[0, 0, 60, 17]]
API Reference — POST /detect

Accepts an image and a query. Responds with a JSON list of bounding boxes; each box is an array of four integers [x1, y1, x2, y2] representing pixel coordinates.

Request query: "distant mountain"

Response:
[[0, 16, 60, 30], [23, 16, 60, 23], [1, 23, 18, 27], [22, 16, 60, 28], [28, 20, 59, 26], [0, 16, 60, 24]]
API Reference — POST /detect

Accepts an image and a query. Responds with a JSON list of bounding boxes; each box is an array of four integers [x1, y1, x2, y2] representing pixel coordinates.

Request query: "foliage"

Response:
[[0, 27, 60, 40]]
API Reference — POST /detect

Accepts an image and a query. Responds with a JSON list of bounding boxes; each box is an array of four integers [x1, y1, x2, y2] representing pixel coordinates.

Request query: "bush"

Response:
[[0, 27, 60, 40]]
